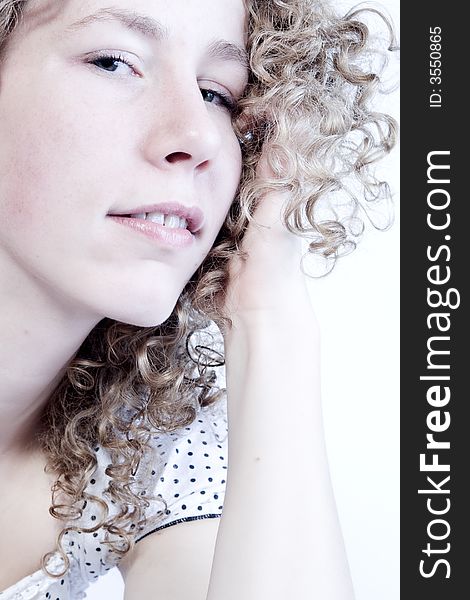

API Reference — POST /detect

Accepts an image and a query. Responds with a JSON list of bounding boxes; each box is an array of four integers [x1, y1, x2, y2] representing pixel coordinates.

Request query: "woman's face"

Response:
[[0, 0, 248, 327]]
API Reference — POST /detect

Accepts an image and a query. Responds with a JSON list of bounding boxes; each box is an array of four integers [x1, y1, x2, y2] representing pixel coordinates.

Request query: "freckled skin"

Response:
[[0, 0, 247, 327]]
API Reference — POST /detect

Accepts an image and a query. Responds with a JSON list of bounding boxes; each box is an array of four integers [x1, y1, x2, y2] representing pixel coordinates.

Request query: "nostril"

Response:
[[165, 151, 192, 163]]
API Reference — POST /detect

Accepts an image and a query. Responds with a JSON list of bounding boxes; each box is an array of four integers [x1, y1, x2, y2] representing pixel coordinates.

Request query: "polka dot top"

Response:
[[0, 397, 228, 600]]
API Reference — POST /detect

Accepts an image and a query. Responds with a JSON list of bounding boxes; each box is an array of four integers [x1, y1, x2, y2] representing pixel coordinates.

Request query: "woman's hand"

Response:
[[222, 153, 313, 327]]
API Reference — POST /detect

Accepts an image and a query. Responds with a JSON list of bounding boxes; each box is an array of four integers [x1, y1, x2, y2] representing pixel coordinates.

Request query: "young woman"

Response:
[[0, 0, 397, 598]]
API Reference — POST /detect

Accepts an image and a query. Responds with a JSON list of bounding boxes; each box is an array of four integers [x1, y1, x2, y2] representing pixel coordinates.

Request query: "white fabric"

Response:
[[0, 398, 228, 599]]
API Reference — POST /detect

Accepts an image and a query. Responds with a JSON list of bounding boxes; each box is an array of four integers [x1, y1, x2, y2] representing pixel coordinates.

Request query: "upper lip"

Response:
[[109, 202, 205, 234]]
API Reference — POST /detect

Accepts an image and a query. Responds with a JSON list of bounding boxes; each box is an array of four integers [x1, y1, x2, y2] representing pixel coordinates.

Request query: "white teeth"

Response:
[[130, 213, 146, 219], [163, 214, 182, 228], [146, 212, 165, 225], [144, 212, 188, 229]]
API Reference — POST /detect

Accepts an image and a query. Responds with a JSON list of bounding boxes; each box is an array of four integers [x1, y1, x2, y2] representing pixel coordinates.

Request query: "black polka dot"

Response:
[[82, 407, 229, 559], [90, 478, 96, 485]]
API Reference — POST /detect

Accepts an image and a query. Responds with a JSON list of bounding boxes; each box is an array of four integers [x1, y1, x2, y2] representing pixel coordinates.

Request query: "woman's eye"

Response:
[[201, 88, 238, 116], [88, 53, 137, 76]]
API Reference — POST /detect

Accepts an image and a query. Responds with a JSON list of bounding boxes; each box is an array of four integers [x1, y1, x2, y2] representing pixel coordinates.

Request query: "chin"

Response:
[[89, 272, 188, 329], [106, 302, 176, 328], [126, 312, 174, 328], [102, 292, 181, 329]]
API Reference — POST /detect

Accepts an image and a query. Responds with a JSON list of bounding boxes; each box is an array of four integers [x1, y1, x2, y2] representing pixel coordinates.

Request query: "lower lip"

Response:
[[108, 216, 195, 248]]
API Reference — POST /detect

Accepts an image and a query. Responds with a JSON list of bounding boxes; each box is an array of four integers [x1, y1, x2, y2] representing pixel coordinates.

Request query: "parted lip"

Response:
[[108, 202, 204, 234]]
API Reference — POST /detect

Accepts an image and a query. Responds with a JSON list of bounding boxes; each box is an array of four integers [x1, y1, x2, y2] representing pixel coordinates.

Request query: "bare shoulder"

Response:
[[119, 517, 220, 600]]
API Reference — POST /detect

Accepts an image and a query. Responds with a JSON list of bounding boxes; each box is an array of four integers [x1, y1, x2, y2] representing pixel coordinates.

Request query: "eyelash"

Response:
[[87, 52, 239, 116]]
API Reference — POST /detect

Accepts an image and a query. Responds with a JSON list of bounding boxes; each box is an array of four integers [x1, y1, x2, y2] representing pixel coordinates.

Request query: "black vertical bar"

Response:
[[401, 3, 468, 599]]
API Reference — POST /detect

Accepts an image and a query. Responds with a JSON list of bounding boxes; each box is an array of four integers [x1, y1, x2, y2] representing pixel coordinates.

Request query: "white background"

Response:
[[86, 0, 400, 597]]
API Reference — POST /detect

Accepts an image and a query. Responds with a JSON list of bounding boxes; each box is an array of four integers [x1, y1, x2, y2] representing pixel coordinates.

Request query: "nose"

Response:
[[142, 78, 224, 173]]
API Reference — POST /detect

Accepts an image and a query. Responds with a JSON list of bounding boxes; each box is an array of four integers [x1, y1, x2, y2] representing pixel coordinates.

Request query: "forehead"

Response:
[[20, 0, 248, 44]]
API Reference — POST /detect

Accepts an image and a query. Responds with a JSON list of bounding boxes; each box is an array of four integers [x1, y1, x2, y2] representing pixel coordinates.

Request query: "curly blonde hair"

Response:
[[0, 0, 398, 576]]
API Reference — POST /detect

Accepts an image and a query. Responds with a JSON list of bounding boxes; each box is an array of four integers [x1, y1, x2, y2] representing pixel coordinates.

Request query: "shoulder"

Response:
[[65, 396, 228, 593], [138, 397, 228, 539], [119, 516, 220, 599]]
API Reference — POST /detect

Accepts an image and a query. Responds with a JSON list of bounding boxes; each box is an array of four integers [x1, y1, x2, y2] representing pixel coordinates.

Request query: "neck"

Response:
[[0, 257, 99, 455]]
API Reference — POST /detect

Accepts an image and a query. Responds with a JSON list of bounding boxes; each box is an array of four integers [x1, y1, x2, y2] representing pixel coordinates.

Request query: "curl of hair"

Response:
[[0, 0, 398, 577], [235, 0, 398, 271]]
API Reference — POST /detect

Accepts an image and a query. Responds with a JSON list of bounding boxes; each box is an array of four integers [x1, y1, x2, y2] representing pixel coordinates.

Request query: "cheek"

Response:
[[224, 142, 243, 216], [218, 130, 243, 206], [0, 90, 123, 234], [209, 135, 243, 236], [0, 138, 68, 241], [0, 137, 48, 234]]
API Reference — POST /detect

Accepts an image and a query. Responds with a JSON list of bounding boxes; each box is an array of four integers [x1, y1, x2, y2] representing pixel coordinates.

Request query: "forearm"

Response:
[[206, 287, 355, 599]]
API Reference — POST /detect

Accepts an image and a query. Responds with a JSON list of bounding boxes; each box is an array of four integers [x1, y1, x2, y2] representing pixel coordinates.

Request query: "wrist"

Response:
[[223, 295, 320, 342]]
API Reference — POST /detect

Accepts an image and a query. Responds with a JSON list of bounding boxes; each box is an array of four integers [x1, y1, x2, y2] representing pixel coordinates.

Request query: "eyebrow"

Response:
[[66, 7, 249, 72]]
